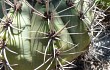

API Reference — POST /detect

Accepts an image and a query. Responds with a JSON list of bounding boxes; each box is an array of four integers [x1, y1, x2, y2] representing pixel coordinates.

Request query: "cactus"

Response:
[[0, 0, 97, 70]]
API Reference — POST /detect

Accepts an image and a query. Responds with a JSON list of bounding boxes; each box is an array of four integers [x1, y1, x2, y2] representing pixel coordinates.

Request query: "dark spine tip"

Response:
[[66, 0, 74, 7], [43, 11, 52, 20], [37, 0, 46, 5]]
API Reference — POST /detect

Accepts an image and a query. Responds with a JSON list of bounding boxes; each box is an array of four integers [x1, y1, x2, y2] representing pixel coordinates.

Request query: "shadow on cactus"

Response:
[[0, 0, 96, 70]]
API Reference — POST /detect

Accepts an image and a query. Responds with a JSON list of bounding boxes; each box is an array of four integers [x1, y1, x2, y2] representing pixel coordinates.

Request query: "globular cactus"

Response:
[[0, 0, 96, 70]]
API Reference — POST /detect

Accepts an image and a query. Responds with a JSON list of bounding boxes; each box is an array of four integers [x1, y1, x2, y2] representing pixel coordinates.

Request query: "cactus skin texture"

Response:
[[0, 0, 95, 70]]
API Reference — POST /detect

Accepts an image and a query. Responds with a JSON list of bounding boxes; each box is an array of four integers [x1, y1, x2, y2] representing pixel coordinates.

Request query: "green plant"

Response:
[[0, 0, 97, 70]]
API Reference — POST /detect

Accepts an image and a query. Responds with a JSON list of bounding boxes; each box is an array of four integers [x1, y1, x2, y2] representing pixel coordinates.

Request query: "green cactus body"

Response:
[[30, 1, 90, 70], [0, 0, 95, 70]]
